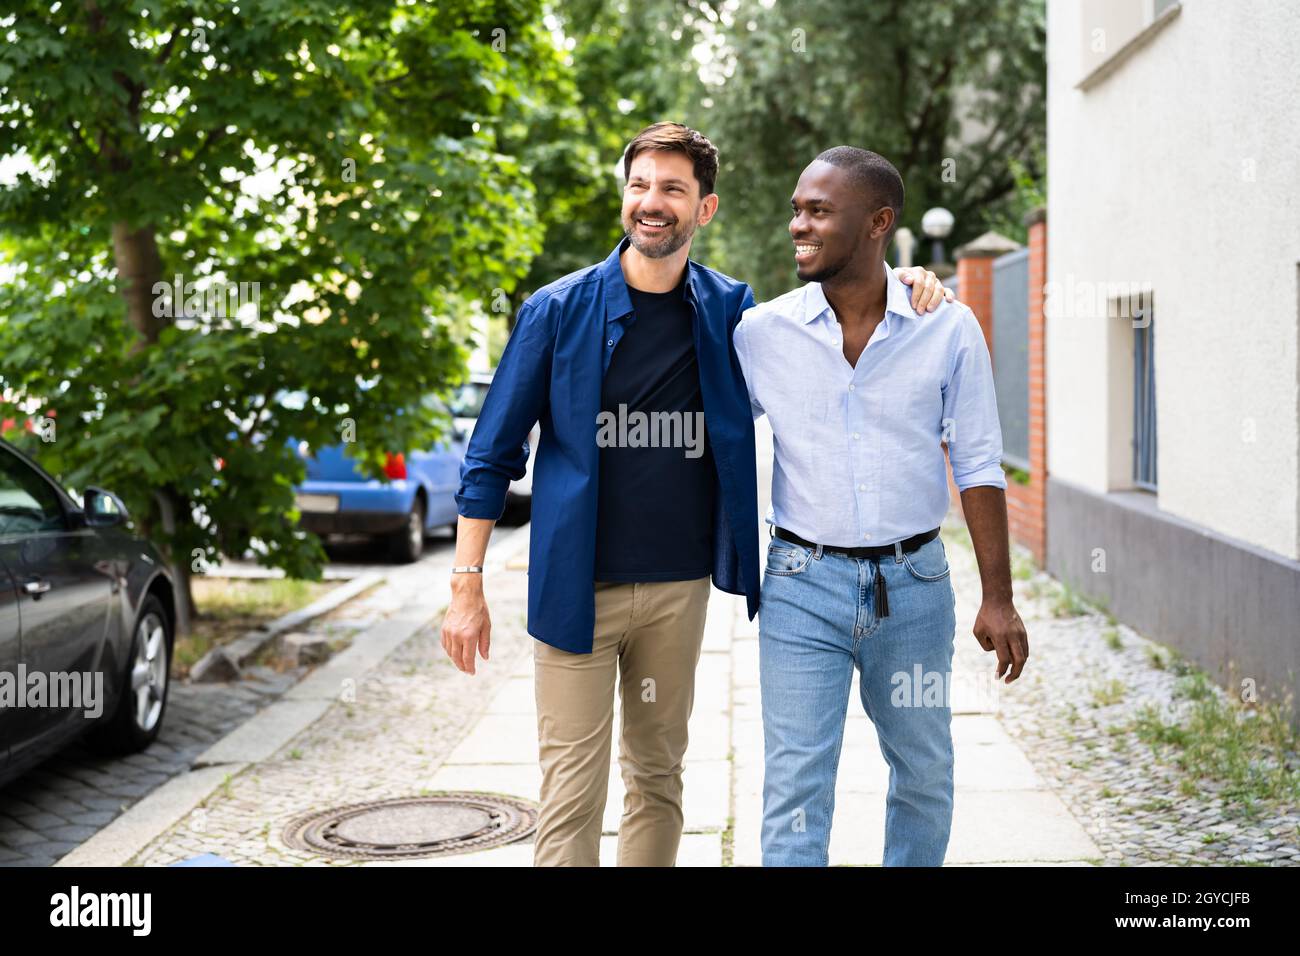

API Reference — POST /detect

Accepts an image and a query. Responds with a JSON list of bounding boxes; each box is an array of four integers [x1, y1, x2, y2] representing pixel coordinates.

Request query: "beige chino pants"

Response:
[[532, 575, 712, 866]]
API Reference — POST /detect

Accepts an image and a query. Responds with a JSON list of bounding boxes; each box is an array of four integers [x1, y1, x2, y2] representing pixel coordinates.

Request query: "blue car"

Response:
[[290, 394, 468, 563]]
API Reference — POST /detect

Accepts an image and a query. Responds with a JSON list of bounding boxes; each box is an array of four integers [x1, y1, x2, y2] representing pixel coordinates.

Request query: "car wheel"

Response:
[[388, 497, 425, 563], [86, 593, 171, 756]]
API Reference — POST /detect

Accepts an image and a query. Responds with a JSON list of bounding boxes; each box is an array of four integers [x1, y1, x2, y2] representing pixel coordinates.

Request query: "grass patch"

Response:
[[1138, 798, 1174, 813], [1126, 672, 1300, 808], [1011, 549, 1036, 581], [1091, 679, 1126, 708], [1050, 582, 1092, 618], [173, 576, 342, 678], [1103, 627, 1123, 651]]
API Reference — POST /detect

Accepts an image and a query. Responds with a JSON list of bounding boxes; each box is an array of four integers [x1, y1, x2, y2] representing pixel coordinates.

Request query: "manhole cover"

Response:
[[282, 792, 538, 860]]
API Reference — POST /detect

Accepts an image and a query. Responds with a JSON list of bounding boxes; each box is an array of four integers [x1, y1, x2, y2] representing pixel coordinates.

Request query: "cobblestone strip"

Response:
[[944, 524, 1300, 866]]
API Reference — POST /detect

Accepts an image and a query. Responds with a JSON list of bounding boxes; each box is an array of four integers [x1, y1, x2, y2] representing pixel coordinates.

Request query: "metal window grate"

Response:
[[1132, 306, 1157, 490], [992, 248, 1030, 470]]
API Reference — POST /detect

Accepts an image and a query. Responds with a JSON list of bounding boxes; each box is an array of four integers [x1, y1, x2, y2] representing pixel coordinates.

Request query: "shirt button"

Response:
[[863, 533, 872, 540], [849, 384, 856, 391], [607, 339, 614, 347], [853, 433, 860, 440], [858, 484, 866, 491]]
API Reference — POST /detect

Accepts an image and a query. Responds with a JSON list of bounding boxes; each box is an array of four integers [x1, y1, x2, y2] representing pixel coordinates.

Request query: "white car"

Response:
[[450, 371, 536, 518]]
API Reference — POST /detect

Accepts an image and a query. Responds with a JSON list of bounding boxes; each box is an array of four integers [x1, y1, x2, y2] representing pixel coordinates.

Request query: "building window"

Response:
[[1132, 305, 1157, 491], [1077, 0, 1182, 91]]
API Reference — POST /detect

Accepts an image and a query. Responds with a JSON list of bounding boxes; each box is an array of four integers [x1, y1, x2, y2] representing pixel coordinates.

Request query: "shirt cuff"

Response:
[[455, 483, 509, 521], [953, 462, 1009, 492]]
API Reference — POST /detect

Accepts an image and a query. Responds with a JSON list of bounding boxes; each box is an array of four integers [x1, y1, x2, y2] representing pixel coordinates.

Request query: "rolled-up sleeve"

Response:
[[455, 297, 554, 520], [942, 306, 1007, 492]]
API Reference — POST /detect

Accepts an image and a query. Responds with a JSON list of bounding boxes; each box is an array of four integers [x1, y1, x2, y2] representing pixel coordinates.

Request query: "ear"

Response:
[[869, 206, 895, 241], [697, 192, 719, 226]]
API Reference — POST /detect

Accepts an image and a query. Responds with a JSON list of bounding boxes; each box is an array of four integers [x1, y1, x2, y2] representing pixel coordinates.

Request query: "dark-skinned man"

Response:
[[732, 146, 1030, 867]]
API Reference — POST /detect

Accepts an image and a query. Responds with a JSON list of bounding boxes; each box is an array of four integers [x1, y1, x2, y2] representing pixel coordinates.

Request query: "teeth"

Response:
[[795, 244, 819, 254], [641, 219, 669, 226]]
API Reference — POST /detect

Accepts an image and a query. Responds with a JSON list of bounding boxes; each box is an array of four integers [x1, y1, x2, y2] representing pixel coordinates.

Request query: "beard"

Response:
[[622, 211, 695, 259]]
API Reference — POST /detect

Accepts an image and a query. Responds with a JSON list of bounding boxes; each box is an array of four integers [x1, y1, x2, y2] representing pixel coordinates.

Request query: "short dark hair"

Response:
[[623, 122, 719, 198], [815, 146, 905, 241]]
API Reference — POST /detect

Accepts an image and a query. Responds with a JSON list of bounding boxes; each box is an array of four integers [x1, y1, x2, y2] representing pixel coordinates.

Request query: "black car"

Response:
[[0, 438, 176, 789]]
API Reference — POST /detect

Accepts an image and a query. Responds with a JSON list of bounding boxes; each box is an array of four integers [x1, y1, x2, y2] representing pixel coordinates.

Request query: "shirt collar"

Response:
[[802, 260, 921, 324], [600, 235, 699, 323]]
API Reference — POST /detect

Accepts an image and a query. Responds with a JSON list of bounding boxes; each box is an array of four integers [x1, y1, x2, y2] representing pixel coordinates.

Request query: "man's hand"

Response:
[[972, 598, 1029, 683], [958, 486, 1029, 684], [898, 265, 955, 313], [441, 576, 491, 675]]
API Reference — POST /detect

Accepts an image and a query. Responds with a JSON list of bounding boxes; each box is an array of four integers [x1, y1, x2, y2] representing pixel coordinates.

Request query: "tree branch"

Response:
[[65, 119, 101, 165]]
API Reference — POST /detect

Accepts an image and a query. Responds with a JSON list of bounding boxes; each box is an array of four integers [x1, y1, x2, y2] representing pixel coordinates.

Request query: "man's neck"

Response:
[[620, 240, 691, 293], [821, 259, 887, 329]]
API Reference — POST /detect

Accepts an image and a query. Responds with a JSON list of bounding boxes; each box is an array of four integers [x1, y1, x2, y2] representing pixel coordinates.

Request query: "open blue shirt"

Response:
[[455, 237, 761, 654]]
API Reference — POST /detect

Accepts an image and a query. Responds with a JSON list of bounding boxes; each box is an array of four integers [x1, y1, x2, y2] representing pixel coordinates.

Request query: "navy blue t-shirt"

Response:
[[593, 276, 715, 581]]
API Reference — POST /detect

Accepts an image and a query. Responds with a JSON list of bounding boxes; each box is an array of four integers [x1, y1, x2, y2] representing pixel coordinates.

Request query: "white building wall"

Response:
[[1046, 0, 1300, 560]]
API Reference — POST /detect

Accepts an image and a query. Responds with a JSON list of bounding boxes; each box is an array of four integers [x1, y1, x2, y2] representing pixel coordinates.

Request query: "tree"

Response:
[[0, 0, 575, 632], [512, 0, 704, 314], [696, 0, 1047, 300]]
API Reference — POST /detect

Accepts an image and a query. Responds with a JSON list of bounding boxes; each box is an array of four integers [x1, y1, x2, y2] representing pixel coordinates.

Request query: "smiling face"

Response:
[[789, 160, 891, 284], [620, 149, 717, 259]]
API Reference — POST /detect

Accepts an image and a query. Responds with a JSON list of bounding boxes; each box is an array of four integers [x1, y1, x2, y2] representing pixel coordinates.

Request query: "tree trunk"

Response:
[[111, 221, 195, 633], [154, 486, 195, 638], [111, 221, 166, 350]]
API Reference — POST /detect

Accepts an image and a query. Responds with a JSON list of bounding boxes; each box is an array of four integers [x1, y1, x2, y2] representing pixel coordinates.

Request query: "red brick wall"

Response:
[[947, 215, 1047, 566], [1010, 215, 1047, 564], [955, 256, 995, 354]]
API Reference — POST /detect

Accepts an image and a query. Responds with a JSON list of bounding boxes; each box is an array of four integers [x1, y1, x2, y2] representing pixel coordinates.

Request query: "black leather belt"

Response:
[[769, 526, 941, 619], [772, 525, 939, 559]]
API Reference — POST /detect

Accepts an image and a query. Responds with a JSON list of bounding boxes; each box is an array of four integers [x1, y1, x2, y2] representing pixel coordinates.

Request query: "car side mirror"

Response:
[[83, 486, 129, 527]]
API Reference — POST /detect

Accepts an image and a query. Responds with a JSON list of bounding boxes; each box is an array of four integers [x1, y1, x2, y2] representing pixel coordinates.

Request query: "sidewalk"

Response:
[[398, 521, 1100, 866]]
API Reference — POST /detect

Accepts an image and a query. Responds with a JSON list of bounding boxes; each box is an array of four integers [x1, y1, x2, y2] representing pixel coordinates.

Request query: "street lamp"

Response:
[[893, 226, 916, 268], [921, 207, 955, 279]]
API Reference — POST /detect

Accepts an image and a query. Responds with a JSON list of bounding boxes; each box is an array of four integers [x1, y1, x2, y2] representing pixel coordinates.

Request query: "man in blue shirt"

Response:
[[733, 146, 1030, 866], [442, 124, 949, 867]]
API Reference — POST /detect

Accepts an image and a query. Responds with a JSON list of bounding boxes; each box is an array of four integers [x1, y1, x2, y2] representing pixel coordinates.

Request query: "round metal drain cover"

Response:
[[282, 792, 538, 860]]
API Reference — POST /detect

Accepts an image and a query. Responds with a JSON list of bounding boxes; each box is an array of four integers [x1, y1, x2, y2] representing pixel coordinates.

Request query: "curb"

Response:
[[56, 522, 532, 867], [189, 570, 388, 682]]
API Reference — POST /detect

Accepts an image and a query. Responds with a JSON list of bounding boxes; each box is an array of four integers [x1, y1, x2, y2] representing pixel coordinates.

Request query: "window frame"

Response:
[[1132, 306, 1158, 492]]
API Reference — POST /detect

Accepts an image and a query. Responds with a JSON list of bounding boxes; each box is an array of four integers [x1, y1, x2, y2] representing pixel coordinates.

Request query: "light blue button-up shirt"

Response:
[[733, 261, 1006, 549]]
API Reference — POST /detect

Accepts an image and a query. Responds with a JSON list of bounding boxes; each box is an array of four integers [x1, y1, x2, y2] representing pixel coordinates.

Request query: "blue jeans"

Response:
[[758, 533, 958, 866]]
